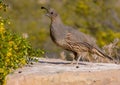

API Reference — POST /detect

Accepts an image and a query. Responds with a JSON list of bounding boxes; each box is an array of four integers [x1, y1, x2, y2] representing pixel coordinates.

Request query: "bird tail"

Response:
[[92, 47, 113, 60]]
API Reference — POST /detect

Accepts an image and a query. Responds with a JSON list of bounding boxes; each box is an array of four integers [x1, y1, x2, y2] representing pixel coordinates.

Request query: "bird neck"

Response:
[[50, 16, 65, 44], [50, 16, 64, 35], [51, 16, 63, 25]]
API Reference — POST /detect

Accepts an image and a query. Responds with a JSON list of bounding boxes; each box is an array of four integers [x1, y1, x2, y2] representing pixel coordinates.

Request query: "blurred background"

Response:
[[4, 0, 120, 58]]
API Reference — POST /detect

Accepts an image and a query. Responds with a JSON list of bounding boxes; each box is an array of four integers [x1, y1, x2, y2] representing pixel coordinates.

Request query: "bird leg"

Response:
[[71, 58, 75, 65], [76, 55, 81, 68], [69, 52, 77, 65]]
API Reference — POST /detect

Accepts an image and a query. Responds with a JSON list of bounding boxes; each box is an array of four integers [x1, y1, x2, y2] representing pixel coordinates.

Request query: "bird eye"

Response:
[[51, 12, 53, 14]]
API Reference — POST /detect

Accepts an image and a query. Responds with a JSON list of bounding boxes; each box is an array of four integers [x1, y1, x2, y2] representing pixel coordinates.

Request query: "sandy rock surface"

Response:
[[7, 58, 120, 85]]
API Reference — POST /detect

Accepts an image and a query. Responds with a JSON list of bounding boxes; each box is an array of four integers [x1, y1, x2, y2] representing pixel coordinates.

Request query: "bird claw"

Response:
[[76, 65, 79, 68], [114, 60, 119, 64]]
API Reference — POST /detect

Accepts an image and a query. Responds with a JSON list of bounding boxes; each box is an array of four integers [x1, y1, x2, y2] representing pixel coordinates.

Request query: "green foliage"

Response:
[[96, 29, 120, 47], [0, 2, 44, 85]]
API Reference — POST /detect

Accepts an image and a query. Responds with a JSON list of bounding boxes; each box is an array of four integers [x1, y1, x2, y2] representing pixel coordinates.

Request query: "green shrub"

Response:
[[0, 2, 43, 85], [96, 29, 120, 47], [0, 18, 43, 85]]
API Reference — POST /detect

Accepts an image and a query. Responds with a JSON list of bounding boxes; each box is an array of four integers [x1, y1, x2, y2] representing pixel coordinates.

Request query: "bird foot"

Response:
[[76, 65, 79, 68], [114, 60, 119, 64]]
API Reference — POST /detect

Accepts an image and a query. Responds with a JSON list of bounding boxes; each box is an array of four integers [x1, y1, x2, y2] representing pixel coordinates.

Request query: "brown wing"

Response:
[[65, 33, 113, 60], [64, 33, 90, 53]]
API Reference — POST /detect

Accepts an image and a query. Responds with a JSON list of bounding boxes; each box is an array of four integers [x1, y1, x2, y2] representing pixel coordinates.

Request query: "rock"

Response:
[[6, 58, 120, 85]]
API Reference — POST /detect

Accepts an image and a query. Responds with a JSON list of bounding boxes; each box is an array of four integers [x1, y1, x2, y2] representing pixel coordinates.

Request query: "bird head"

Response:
[[41, 7, 58, 20]]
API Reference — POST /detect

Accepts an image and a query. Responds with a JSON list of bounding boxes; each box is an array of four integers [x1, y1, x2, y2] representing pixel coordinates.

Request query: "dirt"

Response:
[[6, 58, 120, 85]]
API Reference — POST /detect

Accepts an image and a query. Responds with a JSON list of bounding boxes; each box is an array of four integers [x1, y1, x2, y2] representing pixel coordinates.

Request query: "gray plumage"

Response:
[[41, 7, 114, 67]]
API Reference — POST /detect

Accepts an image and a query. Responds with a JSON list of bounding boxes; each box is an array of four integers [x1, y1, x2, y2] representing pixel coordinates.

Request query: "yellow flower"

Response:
[[0, 22, 4, 26], [0, 26, 5, 33], [14, 45, 18, 50], [0, 22, 5, 33], [7, 52, 12, 57], [21, 59, 26, 65], [0, 68, 4, 73], [9, 41, 14, 46], [6, 58, 10, 62], [9, 48, 12, 51]]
